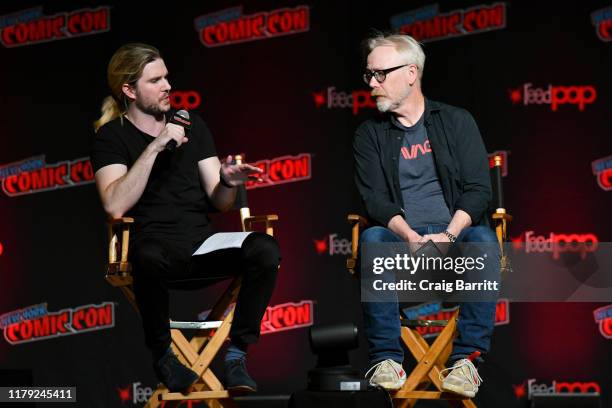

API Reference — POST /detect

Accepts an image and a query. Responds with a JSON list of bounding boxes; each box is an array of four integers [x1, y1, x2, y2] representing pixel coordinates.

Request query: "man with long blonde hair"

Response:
[[91, 43, 279, 394]]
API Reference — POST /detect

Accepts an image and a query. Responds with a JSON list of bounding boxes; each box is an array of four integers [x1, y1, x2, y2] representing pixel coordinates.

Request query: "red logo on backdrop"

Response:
[[514, 379, 601, 400], [312, 87, 376, 115], [591, 155, 612, 191], [260, 300, 313, 334], [390, 3, 506, 43], [591, 7, 612, 41], [314, 234, 351, 256], [245, 153, 311, 190], [488, 150, 509, 177], [195, 5, 309, 48], [170, 91, 202, 110], [1, 302, 114, 345], [198, 300, 313, 335], [0, 155, 94, 197], [593, 305, 612, 339], [508, 83, 597, 111], [0, 6, 110, 48], [402, 299, 509, 339], [512, 231, 599, 260], [116, 382, 155, 405], [117, 385, 130, 404]]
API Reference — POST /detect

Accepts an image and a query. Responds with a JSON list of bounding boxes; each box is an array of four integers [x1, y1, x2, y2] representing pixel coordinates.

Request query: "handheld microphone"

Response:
[[165, 109, 192, 151]]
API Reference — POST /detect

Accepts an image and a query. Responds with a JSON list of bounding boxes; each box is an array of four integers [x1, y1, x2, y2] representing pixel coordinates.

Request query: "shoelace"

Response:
[[365, 360, 402, 382], [439, 358, 483, 386]]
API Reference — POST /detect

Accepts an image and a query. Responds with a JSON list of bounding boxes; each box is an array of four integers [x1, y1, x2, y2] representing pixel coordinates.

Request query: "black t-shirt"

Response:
[[91, 112, 217, 249]]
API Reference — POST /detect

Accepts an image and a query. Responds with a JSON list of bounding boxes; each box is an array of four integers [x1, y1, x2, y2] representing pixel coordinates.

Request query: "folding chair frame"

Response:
[[105, 155, 278, 407]]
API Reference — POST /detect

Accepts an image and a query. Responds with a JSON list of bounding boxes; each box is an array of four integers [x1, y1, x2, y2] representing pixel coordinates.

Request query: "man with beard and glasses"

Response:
[[353, 34, 500, 398], [91, 43, 280, 394]]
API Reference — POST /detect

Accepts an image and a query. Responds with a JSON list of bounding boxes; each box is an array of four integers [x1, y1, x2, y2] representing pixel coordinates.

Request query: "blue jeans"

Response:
[[360, 224, 500, 365]]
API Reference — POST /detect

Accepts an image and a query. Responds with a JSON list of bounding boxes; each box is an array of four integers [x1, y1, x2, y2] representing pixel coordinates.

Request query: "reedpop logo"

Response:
[[508, 83, 597, 111], [117, 382, 153, 405], [513, 379, 601, 400], [512, 231, 598, 260], [312, 87, 376, 115], [314, 233, 351, 256]]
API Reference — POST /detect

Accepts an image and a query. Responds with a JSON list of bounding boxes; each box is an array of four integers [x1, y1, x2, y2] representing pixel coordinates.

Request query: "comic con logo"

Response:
[[195, 5, 309, 47], [593, 305, 612, 339], [312, 87, 376, 115], [591, 6, 612, 41], [1, 302, 114, 345], [508, 83, 597, 111], [512, 231, 598, 260], [0, 155, 95, 197], [246, 153, 311, 190], [402, 300, 509, 339], [314, 233, 351, 256], [0, 6, 110, 48], [390, 3, 506, 43], [199, 300, 313, 335], [591, 155, 612, 191], [513, 379, 601, 400]]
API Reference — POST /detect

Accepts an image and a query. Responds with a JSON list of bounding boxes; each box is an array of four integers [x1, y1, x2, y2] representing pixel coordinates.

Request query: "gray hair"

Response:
[[364, 33, 425, 79]]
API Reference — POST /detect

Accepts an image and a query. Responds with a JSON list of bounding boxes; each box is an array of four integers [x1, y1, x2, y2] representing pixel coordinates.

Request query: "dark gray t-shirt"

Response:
[[394, 115, 452, 228]]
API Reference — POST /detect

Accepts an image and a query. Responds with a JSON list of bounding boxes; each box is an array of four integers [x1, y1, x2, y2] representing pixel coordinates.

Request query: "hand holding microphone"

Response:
[[155, 110, 191, 152]]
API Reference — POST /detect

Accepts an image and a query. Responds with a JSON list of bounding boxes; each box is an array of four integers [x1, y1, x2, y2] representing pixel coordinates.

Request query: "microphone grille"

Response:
[[176, 109, 190, 119]]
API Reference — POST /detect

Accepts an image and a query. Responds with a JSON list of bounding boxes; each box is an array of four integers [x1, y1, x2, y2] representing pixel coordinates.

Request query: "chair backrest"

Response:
[[489, 153, 512, 245]]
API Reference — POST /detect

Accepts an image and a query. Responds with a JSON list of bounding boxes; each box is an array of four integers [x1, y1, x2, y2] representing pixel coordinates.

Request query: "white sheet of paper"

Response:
[[192, 232, 253, 256]]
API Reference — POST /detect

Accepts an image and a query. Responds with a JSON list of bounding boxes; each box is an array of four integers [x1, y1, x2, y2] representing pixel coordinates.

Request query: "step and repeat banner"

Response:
[[0, 1, 610, 407]]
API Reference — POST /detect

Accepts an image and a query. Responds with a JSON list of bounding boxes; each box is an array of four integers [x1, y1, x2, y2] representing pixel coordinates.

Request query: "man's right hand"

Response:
[[406, 230, 424, 254], [151, 123, 188, 152]]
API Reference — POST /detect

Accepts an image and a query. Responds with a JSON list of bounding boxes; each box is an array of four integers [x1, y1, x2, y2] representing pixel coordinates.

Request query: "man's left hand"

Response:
[[220, 155, 263, 187]]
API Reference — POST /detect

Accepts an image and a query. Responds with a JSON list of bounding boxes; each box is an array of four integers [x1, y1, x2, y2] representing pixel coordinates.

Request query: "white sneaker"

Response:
[[440, 358, 482, 398], [365, 359, 406, 390]]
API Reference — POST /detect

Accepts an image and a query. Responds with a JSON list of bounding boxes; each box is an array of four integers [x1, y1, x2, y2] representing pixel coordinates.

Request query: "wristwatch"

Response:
[[443, 230, 457, 243]]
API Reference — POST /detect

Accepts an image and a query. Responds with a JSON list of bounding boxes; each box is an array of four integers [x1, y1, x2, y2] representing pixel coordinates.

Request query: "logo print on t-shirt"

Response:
[[401, 140, 432, 160]]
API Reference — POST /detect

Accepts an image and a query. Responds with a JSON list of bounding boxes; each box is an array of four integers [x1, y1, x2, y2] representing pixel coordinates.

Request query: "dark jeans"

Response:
[[360, 224, 500, 365], [130, 232, 280, 358]]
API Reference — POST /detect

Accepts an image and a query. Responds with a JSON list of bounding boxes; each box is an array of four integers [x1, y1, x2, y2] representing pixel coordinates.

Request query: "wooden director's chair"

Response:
[[346, 154, 511, 407], [105, 155, 278, 408]]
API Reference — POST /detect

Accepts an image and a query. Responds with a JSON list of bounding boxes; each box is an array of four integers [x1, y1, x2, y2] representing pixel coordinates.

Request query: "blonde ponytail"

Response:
[[93, 95, 123, 132]]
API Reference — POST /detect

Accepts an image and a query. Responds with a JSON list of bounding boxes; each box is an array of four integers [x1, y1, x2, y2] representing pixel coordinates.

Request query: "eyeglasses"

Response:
[[363, 64, 409, 85]]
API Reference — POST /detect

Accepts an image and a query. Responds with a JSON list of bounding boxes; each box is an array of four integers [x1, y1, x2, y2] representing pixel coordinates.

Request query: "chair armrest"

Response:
[[109, 217, 134, 225], [492, 212, 512, 222], [244, 214, 279, 236], [347, 214, 368, 226], [346, 214, 369, 275], [108, 217, 134, 264]]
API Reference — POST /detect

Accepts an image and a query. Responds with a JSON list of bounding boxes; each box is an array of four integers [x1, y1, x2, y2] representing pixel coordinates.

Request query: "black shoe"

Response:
[[153, 348, 199, 393], [225, 359, 257, 394]]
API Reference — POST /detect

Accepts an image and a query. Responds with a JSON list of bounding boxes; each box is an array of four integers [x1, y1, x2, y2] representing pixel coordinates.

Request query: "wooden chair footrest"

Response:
[[393, 391, 470, 400], [169, 320, 223, 330], [160, 390, 230, 401], [401, 319, 448, 327]]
